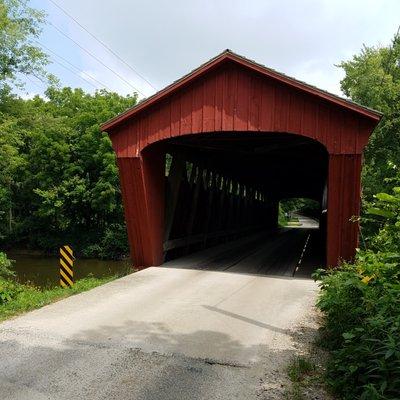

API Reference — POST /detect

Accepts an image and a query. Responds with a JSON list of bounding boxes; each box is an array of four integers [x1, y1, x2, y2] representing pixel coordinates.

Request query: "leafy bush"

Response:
[[0, 251, 15, 278], [81, 223, 129, 259], [314, 185, 400, 399], [365, 185, 400, 254], [0, 277, 23, 305], [315, 252, 400, 399]]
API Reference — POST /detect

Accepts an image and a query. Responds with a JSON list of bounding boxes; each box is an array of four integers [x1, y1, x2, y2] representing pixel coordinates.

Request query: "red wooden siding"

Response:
[[117, 145, 165, 266], [327, 154, 362, 265], [110, 63, 373, 158]]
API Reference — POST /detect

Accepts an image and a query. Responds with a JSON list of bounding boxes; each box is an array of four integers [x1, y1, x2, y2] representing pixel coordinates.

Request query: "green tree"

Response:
[[0, 0, 51, 239], [0, 89, 27, 239], [0, 0, 50, 88], [2, 87, 137, 258], [339, 32, 400, 198]]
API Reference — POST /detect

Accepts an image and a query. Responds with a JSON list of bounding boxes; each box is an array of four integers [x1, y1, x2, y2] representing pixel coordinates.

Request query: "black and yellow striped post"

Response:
[[59, 245, 74, 288]]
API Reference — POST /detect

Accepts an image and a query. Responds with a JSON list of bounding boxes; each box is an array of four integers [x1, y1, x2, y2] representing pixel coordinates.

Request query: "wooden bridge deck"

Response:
[[163, 225, 323, 278]]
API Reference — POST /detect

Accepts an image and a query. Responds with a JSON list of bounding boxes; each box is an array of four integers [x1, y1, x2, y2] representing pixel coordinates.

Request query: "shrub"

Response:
[[81, 223, 129, 259], [315, 252, 400, 399], [0, 251, 15, 278], [0, 277, 23, 305], [314, 184, 400, 399]]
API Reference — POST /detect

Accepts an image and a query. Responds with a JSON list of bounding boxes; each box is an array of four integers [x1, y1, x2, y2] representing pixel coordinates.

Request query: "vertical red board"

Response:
[[274, 84, 290, 132], [341, 112, 358, 154], [126, 121, 138, 157], [288, 90, 302, 134], [260, 80, 275, 131], [180, 88, 193, 135], [214, 68, 224, 131], [222, 66, 235, 131], [158, 98, 171, 140], [203, 72, 216, 132], [248, 75, 261, 131], [170, 92, 181, 136], [192, 81, 204, 133], [302, 97, 317, 140], [234, 69, 249, 131]]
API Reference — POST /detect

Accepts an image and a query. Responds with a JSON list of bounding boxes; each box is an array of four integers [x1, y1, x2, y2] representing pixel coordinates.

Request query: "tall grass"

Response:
[[0, 275, 118, 322]]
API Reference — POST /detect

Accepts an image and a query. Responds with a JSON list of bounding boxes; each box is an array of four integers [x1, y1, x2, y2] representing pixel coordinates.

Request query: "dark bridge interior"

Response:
[[162, 132, 328, 276]]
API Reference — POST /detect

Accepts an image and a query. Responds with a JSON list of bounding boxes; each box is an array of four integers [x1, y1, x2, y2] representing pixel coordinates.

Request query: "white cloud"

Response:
[[41, 0, 400, 97]]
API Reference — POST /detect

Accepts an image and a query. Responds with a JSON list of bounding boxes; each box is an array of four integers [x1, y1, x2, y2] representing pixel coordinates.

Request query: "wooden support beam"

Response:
[[185, 164, 204, 250], [203, 172, 218, 247], [217, 176, 228, 231], [227, 180, 237, 230], [164, 153, 186, 244]]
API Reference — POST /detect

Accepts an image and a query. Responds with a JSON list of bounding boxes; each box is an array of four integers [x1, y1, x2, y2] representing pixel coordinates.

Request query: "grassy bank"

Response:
[[0, 275, 118, 322]]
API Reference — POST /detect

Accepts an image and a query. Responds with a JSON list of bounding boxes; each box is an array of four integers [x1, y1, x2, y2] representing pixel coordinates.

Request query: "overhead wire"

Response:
[[45, 53, 102, 90], [48, 0, 157, 92], [48, 21, 146, 96], [25, 75, 47, 91], [34, 39, 112, 91]]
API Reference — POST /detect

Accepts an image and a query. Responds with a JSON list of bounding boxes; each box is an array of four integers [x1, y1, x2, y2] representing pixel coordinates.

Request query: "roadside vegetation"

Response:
[[0, 251, 119, 321], [314, 33, 400, 400], [314, 184, 400, 399], [284, 356, 328, 400]]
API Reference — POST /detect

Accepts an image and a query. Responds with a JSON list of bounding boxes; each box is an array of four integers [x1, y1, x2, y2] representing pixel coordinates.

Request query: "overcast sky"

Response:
[[23, 0, 400, 99]]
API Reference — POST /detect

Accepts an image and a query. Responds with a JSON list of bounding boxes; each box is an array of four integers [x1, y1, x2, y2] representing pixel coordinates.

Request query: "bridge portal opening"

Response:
[[162, 132, 328, 276], [103, 51, 380, 270]]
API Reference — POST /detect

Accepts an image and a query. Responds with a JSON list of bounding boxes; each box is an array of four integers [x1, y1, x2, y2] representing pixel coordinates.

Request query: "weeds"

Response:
[[285, 356, 322, 400], [287, 356, 315, 382], [0, 275, 118, 321]]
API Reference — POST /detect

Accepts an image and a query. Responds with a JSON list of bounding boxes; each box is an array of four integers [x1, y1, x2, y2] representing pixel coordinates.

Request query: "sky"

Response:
[[22, 0, 400, 100]]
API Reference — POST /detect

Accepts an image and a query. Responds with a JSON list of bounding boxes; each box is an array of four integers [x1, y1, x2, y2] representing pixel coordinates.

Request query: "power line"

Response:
[[48, 0, 157, 91], [26, 75, 46, 91], [34, 39, 112, 91], [30, 72, 50, 86], [48, 21, 146, 96], [47, 53, 104, 90]]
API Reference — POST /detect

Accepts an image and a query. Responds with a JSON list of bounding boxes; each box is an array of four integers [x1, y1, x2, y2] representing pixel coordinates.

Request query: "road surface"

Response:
[[0, 226, 320, 399]]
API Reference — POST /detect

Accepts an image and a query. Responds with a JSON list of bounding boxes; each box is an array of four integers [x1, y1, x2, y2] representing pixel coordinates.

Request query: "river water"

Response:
[[7, 252, 132, 288]]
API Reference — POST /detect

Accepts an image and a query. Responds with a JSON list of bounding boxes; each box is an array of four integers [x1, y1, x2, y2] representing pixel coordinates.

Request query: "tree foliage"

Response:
[[339, 33, 400, 198], [0, 88, 137, 257], [0, 0, 50, 88]]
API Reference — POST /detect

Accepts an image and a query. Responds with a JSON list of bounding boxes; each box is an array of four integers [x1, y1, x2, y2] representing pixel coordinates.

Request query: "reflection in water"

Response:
[[7, 253, 132, 288]]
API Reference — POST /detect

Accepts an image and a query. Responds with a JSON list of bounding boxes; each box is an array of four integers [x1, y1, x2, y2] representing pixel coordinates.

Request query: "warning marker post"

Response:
[[59, 245, 74, 288]]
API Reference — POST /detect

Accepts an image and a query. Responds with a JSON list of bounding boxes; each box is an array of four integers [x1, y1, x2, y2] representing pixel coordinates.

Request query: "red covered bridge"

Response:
[[101, 50, 381, 271]]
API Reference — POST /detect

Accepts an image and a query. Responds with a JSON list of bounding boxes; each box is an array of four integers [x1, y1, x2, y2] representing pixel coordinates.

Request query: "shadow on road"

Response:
[[1, 315, 321, 400]]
